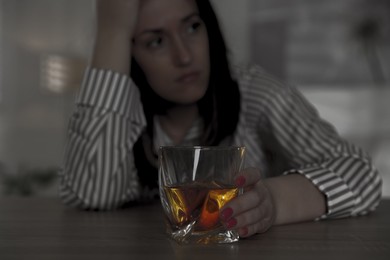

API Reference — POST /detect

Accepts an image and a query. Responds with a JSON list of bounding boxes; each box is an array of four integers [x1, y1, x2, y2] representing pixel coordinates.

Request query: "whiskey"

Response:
[[163, 182, 239, 231]]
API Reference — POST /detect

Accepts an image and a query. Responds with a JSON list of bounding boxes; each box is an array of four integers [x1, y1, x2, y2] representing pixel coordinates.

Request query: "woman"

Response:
[[59, 0, 382, 238]]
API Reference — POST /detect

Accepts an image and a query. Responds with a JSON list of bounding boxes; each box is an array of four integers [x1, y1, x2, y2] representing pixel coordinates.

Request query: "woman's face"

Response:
[[132, 0, 210, 105]]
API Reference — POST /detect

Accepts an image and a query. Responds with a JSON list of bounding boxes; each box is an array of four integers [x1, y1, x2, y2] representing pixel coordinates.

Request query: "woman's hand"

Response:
[[220, 167, 276, 237], [92, 0, 140, 73]]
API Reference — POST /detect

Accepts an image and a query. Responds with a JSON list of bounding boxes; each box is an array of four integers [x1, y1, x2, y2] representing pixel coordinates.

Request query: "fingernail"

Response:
[[226, 218, 237, 229], [235, 176, 246, 187], [220, 207, 233, 221]]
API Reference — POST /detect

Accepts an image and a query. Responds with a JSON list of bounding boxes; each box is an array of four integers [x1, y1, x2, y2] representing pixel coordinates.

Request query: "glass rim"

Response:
[[159, 145, 245, 151]]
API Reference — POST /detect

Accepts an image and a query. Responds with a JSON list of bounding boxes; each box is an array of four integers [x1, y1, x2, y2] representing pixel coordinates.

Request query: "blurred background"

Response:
[[0, 0, 389, 197]]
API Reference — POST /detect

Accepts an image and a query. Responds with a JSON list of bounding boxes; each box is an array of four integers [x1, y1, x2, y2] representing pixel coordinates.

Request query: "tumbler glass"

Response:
[[158, 146, 246, 244]]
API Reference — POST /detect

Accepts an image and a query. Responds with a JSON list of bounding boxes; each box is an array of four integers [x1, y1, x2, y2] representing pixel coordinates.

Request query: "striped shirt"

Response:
[[59, 64, 382, 219]]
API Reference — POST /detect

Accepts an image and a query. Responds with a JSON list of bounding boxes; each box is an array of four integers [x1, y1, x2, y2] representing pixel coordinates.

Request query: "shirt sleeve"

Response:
[[242, 64, 382, 219], [59, 67, 147, 210]]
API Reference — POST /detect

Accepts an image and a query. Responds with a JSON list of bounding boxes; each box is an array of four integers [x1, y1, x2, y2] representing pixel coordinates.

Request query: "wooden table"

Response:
[[0, 197, 389, 260]]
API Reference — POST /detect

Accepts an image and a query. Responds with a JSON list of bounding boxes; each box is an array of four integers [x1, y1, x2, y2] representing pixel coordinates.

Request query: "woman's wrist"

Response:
[[264, 174, 326, 225], [91, 28, 132, 74]]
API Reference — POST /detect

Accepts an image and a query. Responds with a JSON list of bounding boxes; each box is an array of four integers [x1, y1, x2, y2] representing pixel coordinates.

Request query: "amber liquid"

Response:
[[163, 182, 239, 232]]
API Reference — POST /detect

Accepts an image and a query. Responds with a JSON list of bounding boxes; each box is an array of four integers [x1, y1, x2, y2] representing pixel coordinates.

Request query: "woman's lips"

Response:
[[176, 71, 200, 83]]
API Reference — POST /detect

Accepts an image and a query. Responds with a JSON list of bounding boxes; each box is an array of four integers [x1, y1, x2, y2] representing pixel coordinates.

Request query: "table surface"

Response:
[[0, 197, 389, 260]]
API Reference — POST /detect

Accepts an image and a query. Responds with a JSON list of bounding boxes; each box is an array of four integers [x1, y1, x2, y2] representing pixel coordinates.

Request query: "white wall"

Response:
[[0, 0, 94, 175]]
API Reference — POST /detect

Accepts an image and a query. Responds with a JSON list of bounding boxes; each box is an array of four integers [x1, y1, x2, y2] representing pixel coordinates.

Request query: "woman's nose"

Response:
[[172, 36, 192, 66]]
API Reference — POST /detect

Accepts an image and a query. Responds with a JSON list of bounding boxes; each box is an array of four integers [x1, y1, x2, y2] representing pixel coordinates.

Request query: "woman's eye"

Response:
[[147, 37, 163, 49], [187, 22, 202, 34]]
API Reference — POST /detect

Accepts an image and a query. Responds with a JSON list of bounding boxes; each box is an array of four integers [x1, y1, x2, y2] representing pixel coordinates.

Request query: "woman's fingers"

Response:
[[234, 192, 275, 236], [221, 188, 272, 227], [220, 170, 276, 237], [235, 167, 262, 189], [221, 188, 264, 218], [238, 216, 274, 237]]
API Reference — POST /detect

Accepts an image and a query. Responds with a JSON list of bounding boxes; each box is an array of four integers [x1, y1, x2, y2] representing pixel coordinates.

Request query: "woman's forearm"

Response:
[[91, 0, 140, 74], [265, 174, 326, 225], [91, 29, 131, 74]]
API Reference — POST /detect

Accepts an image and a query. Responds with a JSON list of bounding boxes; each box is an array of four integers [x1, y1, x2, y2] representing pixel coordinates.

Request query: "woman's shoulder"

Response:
[[230, 62, 290, 96], [230, 62, 264, 81]]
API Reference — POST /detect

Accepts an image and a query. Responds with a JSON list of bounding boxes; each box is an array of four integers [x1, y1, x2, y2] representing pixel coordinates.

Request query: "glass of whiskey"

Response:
[[158, 146, 246, 244]]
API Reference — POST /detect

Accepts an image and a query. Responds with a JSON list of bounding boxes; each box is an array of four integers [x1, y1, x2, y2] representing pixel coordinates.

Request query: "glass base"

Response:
[[168, 224, 240, 244]]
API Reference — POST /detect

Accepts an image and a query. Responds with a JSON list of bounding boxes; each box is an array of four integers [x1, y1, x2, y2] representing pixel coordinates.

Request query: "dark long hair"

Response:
[[132, 0, 241, 190]]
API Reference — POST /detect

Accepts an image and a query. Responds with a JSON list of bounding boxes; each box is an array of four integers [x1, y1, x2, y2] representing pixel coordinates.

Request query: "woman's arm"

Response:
[[256, 69, 382, 220], [59, 0, 146, 210], [92, 0, 139, 73], [220, 65, 382, 236]]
